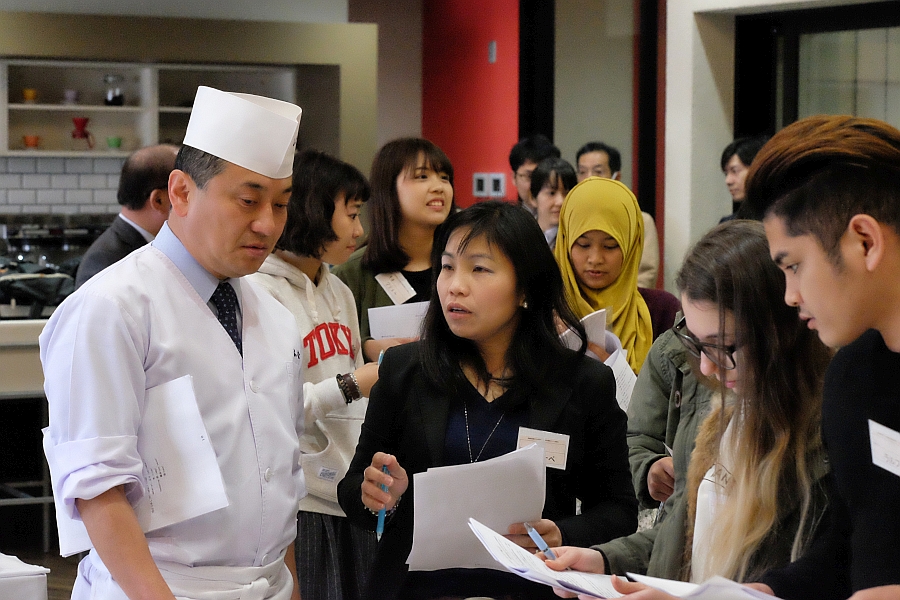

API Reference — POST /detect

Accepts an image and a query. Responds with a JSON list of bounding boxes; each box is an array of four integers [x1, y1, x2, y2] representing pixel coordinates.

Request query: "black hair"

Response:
[[362, 137, 455, 273], [276, 149, 370, 258], [530, 157, 577, 199], [508, 134, 561, 172], [420, 201, 586, 396], [118, 144, 178, 210], [575, 141, 622, 174], [720, 136, 769, 172], [174, 145, 226, 189]]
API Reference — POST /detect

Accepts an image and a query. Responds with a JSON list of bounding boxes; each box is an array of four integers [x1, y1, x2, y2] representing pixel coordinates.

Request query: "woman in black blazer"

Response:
[[337, 201, 637, 600]]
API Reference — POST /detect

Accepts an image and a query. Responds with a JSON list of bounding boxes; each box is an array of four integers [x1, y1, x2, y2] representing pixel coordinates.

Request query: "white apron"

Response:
[[72, 550, 293, 600]]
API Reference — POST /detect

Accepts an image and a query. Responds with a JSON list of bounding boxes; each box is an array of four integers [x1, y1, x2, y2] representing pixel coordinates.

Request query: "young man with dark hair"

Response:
[[720, 135, 768, 213], [75, 144, 179, 288], [508, 134, 560, 216], [741, 115, 900, 600]]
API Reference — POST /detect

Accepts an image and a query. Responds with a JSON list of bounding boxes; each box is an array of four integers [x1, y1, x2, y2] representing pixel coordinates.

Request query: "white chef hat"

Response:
[[182, 86, 302, 180]]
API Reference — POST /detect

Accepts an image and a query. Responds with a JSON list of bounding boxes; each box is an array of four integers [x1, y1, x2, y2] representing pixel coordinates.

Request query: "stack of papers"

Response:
[[560, 309, 636, 412], [407, 444, 546, 571], [467, 519, 785, 599], [560, 309, 608, 355], [467, 518, 623, 597]]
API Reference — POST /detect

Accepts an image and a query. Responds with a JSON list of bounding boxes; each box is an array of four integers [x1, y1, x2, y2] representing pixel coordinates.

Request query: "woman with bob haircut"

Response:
[[546, 221, 833, 597], [337, 200, 638, 600], [249, 149, 379, 600], [333, 137, 454, 362], [531, 156, 577, 247]]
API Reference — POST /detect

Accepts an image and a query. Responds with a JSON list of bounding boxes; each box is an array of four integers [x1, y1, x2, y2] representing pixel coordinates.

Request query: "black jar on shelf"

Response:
[[103, 73, 125, 106]]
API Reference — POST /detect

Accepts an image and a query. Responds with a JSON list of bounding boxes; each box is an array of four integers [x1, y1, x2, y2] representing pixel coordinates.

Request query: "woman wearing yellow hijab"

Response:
[[554, 177, 653, 373]]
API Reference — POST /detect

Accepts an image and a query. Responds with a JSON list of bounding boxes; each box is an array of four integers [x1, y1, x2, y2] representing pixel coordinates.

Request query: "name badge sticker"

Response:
[[375, 272, 416, 305], [869, 419, 900, 478], [517, 426, 570, 470]]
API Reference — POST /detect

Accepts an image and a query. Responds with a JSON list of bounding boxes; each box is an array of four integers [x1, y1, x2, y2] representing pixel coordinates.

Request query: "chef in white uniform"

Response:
[[40, 86, 306, 600]]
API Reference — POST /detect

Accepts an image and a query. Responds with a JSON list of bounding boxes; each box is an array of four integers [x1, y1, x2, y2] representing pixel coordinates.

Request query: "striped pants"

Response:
[[296, 510, 378, 600]]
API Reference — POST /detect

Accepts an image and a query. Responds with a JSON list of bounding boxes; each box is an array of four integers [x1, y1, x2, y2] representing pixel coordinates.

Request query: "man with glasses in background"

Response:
[[508, 134, 560, 217]]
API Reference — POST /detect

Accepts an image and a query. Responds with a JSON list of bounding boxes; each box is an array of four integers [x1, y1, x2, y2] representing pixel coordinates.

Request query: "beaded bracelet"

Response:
[[367, 494, 401, 517]]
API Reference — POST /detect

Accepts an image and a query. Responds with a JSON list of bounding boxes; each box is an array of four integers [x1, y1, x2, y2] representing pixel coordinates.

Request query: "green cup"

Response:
[[106, 136, 123, 150]]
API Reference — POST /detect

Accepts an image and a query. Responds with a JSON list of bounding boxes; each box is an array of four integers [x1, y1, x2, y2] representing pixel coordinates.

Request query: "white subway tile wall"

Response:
[[0, 157, 125, 214]]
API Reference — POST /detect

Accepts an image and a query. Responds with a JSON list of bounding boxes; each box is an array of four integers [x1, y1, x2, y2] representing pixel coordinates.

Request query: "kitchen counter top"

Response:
[[0, 319, 46, 398]]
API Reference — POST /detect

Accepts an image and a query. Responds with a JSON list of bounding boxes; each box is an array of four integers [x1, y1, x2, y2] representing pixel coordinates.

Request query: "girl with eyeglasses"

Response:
[[546, 220, 834, 595]]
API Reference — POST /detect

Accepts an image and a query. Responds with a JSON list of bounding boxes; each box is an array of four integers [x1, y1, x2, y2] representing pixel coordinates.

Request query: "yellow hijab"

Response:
[[554, 177, 652, 373]]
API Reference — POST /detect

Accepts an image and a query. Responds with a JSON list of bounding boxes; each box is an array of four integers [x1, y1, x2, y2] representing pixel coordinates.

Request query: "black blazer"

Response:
[[338, 342, 638, 599], [75, 215, 149, 288]]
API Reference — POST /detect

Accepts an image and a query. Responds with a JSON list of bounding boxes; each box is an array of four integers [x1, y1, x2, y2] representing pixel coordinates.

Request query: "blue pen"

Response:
[[376, 464, 389, 541], [375, 351, 388, 541], [523, 522, 557, 560]]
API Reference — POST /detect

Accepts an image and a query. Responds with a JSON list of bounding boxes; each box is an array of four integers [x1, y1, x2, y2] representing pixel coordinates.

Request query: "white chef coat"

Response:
[[41, 223, 305, 598]]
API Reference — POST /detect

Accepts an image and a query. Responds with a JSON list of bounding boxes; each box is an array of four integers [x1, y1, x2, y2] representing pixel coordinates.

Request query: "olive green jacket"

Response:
[[598, 328, 832, 583], [596, 327, 714, 578]]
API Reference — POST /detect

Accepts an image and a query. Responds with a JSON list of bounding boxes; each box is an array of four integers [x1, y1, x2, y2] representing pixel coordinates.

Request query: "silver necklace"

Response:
[[463, 399, 505, 463]]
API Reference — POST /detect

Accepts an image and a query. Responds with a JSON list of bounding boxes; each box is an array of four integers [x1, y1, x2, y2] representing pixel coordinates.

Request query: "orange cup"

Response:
[[22, 88, 37, 103], [22, 135, 40, 149]]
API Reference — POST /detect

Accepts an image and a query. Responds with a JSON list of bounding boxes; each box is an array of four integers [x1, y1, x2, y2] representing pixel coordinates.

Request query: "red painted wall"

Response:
[[421, 0, 519, 208]]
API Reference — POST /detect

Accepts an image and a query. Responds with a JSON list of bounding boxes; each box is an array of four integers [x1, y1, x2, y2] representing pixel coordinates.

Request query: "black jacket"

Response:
[[337, 342, 638, 599], [75, 215, 148, 288]]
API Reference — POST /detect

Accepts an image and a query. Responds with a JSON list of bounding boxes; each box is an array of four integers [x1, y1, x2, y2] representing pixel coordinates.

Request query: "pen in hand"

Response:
[[523, 521, 558, 560], [376, 464, 389, 541]]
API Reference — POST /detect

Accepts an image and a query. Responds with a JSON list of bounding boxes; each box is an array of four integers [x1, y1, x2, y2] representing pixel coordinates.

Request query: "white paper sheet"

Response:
[[133, 375, 229, 532], [627, 574, 784, 600], [467, 521, 784, 600], [605, 349, 637, 412], [368, 300, 429, 340], [468, 518, 623, 598], [516, 426, 570, 470], [374, 271, 417, 305], [45, 375, 230, 556], [560, 309, 607, 352], [869, 419, 900, 477], [406, 444, 545, 571]]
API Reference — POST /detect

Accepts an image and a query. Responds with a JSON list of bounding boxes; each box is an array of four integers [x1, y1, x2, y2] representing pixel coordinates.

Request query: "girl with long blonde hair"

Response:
[[546, 220, 833, 594]]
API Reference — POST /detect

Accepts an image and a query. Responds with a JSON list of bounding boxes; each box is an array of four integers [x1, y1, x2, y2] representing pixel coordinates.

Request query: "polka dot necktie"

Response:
[[210, 281, 242, 356]]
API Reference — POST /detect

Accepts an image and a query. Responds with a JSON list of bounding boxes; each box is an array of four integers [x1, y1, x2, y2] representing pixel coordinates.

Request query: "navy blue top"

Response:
[[443, 385, 528, 466]]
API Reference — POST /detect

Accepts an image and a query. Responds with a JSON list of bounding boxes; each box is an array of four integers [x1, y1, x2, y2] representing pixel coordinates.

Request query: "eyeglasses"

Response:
[[673, 316, 738, 370]]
